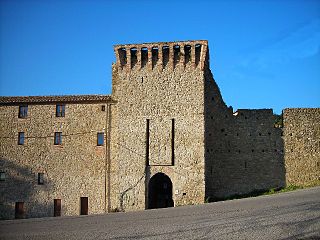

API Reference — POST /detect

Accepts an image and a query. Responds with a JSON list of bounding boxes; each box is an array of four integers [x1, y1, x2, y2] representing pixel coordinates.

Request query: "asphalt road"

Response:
[[1, 187, 320, 240]]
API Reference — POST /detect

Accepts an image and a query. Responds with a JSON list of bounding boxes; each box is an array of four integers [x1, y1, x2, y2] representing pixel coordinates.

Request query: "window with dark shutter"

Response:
[[0, 172, 5, 181], [18, 106, 28, 118], [18, 132, 25, 145], [56, 104, 65, 117], [54, 132, 62, 145], [97, 133, 104, 146], [38, 173, 44, 185]]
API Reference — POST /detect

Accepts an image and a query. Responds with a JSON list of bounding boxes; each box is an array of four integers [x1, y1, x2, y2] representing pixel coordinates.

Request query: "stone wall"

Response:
[[204, 68, 285, 199], [283, 108, 320, 186], [0, 98, 112, 219]]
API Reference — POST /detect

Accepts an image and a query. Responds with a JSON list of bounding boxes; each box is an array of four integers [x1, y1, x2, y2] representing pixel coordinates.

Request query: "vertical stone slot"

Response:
[[171, 118, 175, 166], [130, 47, 138, 69], [146, 119, 150, 166], [195, 44, 202, 66], [184, 45, 191, 65], [173, 45, 180, 67], [162, 46, 169, 68], [141, 47, 148, 68], [118, 48, 127, 68], [152, 47, 158, 69]]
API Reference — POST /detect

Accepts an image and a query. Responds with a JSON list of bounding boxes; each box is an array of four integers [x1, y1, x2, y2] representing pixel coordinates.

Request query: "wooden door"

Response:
[[54, 199, 61, 217], [80, 197, 88, 215], [15, 202, 24, 219]]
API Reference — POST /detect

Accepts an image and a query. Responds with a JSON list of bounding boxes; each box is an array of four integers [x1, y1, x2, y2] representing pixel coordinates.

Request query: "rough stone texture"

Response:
[[0, 40, 319, 220], [203, 68, 285, 199], [111, 40, 208, 210], [283, 108, 320, 186], [0, 100, 112, 219]]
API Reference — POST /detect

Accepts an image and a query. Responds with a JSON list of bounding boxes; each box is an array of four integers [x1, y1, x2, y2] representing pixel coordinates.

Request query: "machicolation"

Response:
[[114, 40, 207, 71]]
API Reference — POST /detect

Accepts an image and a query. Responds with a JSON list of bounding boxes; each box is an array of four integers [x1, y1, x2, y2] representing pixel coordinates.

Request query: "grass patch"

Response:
[[304, 179, 320, 188], [263, 185, 302, 195], [207, 184, 309, 203]]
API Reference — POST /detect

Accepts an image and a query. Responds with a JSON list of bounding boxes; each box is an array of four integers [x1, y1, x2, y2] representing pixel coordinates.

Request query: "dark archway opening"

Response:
[[148, 173, 173, 209]]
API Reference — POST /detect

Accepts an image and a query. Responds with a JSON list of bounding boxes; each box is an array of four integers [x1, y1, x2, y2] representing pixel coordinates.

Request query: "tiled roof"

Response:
[[0, 95, 113, 105]]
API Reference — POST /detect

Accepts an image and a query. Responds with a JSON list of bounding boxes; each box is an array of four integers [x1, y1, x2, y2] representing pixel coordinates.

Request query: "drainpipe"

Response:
[[104, 103, 108, 213], [105, 102, 113, 213]]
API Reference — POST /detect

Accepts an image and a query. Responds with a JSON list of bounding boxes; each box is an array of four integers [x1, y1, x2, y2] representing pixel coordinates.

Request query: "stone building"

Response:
[[0, 95, 114, 219], [0, 40, 319, 220]]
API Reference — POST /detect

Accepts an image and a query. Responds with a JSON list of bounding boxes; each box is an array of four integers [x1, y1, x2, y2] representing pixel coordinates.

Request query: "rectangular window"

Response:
[[18, 105, 28, 118], [56, 104, 65, 117], [18, 132, 25, 145], [54, 132, 62, 145], [97, 133, 104, 146], [0, 172, 5, 181], [38, 173, 44, 185]]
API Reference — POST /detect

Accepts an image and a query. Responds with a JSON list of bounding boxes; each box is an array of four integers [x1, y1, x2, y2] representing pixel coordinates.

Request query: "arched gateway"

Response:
[[148, 173, 174, 209]]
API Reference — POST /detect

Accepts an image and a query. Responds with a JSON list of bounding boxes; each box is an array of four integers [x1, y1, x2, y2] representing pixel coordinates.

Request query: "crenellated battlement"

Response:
[[114, 40, 208, 71]]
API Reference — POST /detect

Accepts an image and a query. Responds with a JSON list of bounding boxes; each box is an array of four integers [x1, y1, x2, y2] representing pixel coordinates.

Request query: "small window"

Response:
[[18, 132, 25, 145], [101, 105, 105, 111], [38, 173, 44, 185], [97, 133, 104, 146], [54, 132, 62, 145], [18, 105, 28, 118], [56, 104, 65, 117], [0, 172, 5, 181]]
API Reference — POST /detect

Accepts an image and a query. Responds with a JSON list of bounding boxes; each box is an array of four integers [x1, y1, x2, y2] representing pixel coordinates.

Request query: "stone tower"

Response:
[[111, 40, 210, 210]]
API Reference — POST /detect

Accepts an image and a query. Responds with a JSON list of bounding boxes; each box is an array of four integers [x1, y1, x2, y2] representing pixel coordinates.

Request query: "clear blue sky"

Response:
[[1, 0, 319, 113]]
